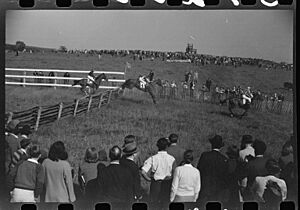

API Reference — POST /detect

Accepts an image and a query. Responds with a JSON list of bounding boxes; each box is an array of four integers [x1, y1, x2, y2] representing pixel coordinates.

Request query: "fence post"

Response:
[[98, 94, 104, 108], [87, 96, 93, 112], [35, 106, 42, 131], [74, 99, 79, 116], [57, 102, 63, 120], [107, 90, 113, 104], [23, 71, 26, 87], [54, 72, 57, 90]]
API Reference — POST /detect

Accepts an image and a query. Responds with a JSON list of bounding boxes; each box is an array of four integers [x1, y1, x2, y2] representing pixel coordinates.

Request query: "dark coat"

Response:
[[120, 157, 142, 199], [97, 163, 135, 204], [246, 156, 269, 187], [5, 134, 20, 174], [197, 150, 229, 203]]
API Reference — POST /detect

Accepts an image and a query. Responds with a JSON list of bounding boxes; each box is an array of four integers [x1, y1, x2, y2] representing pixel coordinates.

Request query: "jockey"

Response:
[[147, 70, 154, 82], [138, 75, 147, 89], [242, 86, 253, 104], [87, 70, 96, 85]]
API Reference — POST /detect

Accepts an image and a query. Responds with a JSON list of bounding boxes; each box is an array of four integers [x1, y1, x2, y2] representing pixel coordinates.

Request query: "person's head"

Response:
[[6, 119, 20, 134], [281, 140, 293, 156], [123, 135, 137, 147], [168, 134, 178, 144], [183, 150, 194, 164], [38, 148, 48, 164], [48, 141, 68, 161], [253, 139, 267, 156], [109, 146, 122, 161], [226, 144, 239, 159], [98, 149, 108, 162], [265, 158, 281, 176], [156, 138, 169, 151], [28, 144, 41, 159], [84, 147, 99, 163], [19, 125, 32, 136], [20, 138, 32, 150], [240, 135, 253, 150], [122, 142, 138, 159], [209, 135, 224, 149]]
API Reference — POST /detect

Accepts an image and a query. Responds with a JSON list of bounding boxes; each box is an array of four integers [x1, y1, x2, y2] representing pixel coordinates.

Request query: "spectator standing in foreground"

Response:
[[170, 150, 201, 202], [97, 146, 134, 206], [141, 138, 176, 209], [18, 124, 32, 140], [78, 147, 99, 194], [239, 135, 255, 162], [166, 134, 185, 167], [42, 141, 76, 202], [120, 141, 142, 201], [8, 145, 45, 203], [10, 138, 32, 170], [196, 135, 229, 205]]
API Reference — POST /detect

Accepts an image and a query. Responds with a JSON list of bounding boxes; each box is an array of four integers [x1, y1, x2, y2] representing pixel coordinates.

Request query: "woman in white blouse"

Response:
[[170, 150, 201, 202]]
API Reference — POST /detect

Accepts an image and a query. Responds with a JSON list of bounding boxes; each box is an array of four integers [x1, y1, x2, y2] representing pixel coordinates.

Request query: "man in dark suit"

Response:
[[196, 135, 229, 205], [166, 134, 185, 166], [97, 146, 134, 206], [120, 141, 142, 201], [244, 139, 270, 200]]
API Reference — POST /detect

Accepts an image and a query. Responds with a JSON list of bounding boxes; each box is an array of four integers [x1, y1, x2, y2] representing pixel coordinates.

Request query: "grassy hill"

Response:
[[5, 51, 293, 190]]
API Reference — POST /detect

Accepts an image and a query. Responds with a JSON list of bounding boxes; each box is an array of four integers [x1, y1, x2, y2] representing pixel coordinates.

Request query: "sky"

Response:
[[6, 10, 293, 63]]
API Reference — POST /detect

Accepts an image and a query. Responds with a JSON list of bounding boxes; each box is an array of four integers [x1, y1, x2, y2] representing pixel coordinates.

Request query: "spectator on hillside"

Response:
[[5, 120, 21, 174], [170, 150, 201, 202], [120, 141, 142, 201], [244, 139, 269, 201], [239, 135, 255, 162], [97, 146, 134, 206], [166, 134, 185, 167], [8, 145, 45, 203], [141, 138, 176, 208], [251, 159, 287, 209], [78, 147, 99, 194], [196, 135, 229, 206], [10, 138, 32, 170], [42, 141, 76, 202]]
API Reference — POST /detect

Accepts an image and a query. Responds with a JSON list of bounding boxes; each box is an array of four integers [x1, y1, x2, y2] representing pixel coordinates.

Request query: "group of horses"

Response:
[[72, 72, 252, 118]]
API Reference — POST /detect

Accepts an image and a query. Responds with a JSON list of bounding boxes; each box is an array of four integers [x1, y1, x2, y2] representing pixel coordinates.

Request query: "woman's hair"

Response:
[[28, 144, 41, 159], [183, 150, 194, 164], [84, 147, 99, 163], [48, 141, 68, 161]]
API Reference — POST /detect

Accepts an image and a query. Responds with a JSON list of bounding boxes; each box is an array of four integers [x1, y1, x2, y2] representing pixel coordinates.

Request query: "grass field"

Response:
[[5, 52, 293, 187]]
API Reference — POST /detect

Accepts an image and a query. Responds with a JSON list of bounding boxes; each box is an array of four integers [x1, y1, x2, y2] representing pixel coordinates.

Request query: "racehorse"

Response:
[[224, 91, 251, 118], [72, 73, 108, 95], [120, 78, 163, 104]]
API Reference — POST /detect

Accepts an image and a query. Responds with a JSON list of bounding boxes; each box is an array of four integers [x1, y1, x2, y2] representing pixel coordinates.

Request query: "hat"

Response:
[[122, 135, 137, 147], [7, 119, 20, 132], [122, 142, 138, 156], [209, 135, 224, 149], [20, 138, 32, 149]]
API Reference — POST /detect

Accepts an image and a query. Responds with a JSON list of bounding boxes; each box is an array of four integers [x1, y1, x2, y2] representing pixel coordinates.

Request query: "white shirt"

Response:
[[252, 175, 287, 202], [142, 151, 175, 181], [170, 164, 201, 201], [239, 145, 255, 161]]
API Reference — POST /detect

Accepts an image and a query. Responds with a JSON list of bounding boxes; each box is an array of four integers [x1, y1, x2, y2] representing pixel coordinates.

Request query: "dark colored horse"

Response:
[[120, 78, 163, 104], [72, 73, 108, 95], [220, 91, 250, 118]]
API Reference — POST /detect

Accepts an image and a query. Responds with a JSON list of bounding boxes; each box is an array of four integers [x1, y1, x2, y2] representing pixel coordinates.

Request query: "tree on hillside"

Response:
[[58, 46, 68, 53], [15, 41, 26, 56]]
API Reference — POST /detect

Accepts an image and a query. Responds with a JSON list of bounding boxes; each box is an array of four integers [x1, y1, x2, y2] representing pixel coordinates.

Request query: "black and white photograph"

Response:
[[4, 10, 296, 210]]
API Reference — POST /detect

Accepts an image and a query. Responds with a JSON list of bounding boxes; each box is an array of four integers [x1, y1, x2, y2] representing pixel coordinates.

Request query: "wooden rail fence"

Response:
[[6, 89, 122, 131]]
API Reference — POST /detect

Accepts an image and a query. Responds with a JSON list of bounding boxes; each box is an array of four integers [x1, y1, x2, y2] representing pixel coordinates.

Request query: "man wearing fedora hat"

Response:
[[141, 138, 176, 209], [120, 141, 142, 201], [196, 135, 229, 205]]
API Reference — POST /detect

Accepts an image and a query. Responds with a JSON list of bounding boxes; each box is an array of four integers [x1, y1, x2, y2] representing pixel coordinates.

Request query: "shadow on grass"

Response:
[[118, 97, 149, 105]]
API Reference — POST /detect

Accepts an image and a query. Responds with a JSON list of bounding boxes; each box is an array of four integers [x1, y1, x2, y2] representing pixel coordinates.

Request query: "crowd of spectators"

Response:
[[4, 118, 296, 210]]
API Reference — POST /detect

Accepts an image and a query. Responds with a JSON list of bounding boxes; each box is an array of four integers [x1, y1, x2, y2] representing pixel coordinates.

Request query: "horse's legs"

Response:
[[148, 90, 156, 104]]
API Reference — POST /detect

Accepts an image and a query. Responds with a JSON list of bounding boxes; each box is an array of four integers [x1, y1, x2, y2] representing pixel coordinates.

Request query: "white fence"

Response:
[[5, 68, 126, 89]]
